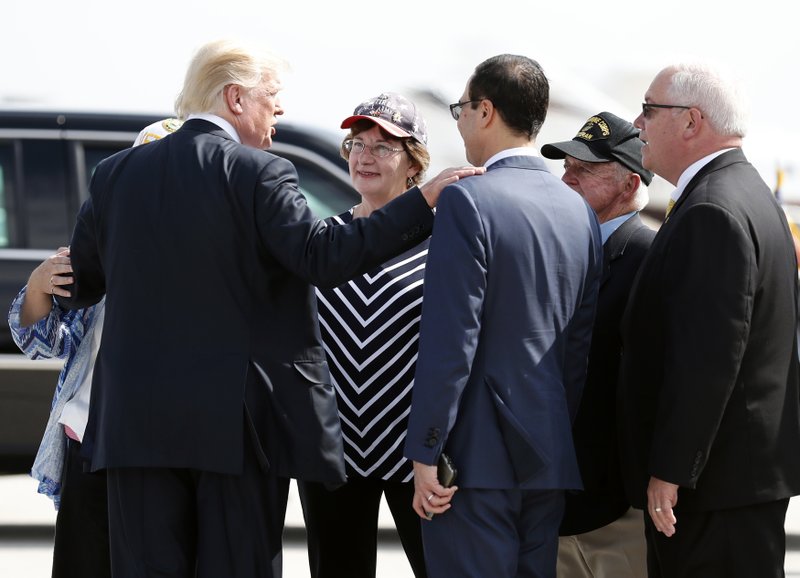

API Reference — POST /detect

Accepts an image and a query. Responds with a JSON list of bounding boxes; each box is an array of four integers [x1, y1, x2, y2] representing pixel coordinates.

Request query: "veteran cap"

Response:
[[541, 112, 653, 185], [341, 92, 428, 147]]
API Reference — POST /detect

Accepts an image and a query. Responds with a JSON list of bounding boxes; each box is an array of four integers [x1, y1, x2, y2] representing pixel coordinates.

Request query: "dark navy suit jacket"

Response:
[[59, 119, 433, 483], [560, 213, 654, 535], [405, 154, 602, 490], [619, 149, 800, 511]]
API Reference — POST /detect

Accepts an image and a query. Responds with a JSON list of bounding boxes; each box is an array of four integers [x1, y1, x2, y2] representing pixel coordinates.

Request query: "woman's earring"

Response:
[[407, 177, 414, 188]]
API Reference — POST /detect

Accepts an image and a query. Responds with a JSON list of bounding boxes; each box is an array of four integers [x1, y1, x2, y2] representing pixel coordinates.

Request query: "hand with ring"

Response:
[[647, 476, 679, 537], [19, 247, 73, 327], [29, 247, 73, 297], [411, 461, 458, 521]]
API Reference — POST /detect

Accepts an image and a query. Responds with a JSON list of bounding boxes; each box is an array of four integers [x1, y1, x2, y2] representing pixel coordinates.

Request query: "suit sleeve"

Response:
[[253, 156, 433, 288], [404, 185, 487, 465], [57, 189, 106, 311], [563, 204, 602, 421], [649, 202, 754, 487]]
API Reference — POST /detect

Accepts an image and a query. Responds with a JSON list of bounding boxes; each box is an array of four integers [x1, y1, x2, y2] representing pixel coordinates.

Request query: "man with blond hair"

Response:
[[619, 63, 800, 577], [58, 38, 476, 578]]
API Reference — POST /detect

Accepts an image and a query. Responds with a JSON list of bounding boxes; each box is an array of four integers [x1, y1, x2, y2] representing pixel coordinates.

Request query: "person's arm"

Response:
[[404, 184, 487, 518], [562, 204, 603, 421], [8, 249, 93, 361], [648, 203, 754, 533], [19, 248, 73, 327], [254, 156, 482, 288]]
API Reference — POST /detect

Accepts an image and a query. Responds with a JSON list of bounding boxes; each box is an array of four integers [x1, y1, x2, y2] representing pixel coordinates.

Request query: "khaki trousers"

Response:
[[557, 508, 647, 578]]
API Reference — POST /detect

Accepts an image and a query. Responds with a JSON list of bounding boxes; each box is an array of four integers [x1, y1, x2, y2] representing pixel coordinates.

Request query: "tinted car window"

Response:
[[0, 143, 14, 247], [291, 156, 355, 218], [22, 140, 72, 249]]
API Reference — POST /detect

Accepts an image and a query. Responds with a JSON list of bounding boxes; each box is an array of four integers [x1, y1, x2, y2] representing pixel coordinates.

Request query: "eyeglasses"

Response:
[[449, 99, 484, 121], [563, 159, 615, 179], [641, 103, 692, 119], [343, 139, 405, 158]]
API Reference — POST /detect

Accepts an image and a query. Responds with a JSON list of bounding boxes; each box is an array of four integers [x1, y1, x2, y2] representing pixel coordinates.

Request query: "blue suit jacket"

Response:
[[404, 155, 602, 490]]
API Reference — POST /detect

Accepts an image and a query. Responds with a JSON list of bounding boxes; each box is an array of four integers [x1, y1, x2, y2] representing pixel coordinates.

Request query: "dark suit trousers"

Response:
[[645, 498, 789, 578], [421, 488, 564, 578], [298, 476, 427, 578], [106, 426, 289, 578], [52, 438, 111, 578]]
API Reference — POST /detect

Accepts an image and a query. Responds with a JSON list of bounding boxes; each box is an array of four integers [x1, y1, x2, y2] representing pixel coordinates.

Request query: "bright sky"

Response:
[[4, 0, 798, 196]]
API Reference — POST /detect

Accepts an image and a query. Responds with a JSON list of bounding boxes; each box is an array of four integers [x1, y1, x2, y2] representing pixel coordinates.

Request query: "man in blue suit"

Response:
[[404, 54, 603, 578]]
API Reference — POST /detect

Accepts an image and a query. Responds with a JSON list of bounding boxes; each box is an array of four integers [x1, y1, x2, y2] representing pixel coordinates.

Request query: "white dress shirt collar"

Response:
[[484, 147, 539, 168], [187, 113, 241, 144], [670, 148, 736, 204]]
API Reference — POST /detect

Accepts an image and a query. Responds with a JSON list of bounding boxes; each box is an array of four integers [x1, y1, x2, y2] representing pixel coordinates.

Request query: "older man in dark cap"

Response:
[[542, 112, 653, 578]]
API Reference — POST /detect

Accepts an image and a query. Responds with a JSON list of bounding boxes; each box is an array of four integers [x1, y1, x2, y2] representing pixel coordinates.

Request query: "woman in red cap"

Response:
[[298, 93, 431, 578]]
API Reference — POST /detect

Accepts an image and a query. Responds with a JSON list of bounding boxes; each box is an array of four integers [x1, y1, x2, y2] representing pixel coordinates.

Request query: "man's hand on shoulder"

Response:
[[419, 166, 486, 208]]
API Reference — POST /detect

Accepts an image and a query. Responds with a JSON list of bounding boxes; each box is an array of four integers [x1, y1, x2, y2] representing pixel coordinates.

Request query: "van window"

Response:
[[22, 141, 71, 249], [0, 144, 13, 247], [292, 156, 356, 218]]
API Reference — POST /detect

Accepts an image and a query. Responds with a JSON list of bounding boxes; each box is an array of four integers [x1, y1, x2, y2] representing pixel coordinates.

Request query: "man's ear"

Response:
[[684, 107, 704, 138], [623, 172, 642, 200], [479, 99, 494, 127], [224, 84, 244, 115]]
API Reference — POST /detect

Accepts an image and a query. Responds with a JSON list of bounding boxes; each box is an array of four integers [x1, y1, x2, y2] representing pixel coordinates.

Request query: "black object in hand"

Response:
[[437, 453, 457, 487]]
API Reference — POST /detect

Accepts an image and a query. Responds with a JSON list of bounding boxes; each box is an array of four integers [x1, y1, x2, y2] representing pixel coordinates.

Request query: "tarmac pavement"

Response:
[[2, 473, 800, 577]]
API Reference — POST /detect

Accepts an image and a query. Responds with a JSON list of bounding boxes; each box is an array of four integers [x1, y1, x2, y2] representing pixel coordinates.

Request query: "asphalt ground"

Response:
[[2, 474, 800, 577]]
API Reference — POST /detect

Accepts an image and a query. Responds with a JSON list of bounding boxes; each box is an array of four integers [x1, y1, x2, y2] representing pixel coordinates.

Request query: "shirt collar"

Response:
[[600, 211, 636, 245], [187, 113, 241, 144], [670, 148, 736, 203], [484, 147, 538, 168]]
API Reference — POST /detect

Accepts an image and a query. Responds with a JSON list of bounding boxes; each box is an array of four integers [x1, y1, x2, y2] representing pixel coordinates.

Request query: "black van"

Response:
[[0, 109, 358, 473]]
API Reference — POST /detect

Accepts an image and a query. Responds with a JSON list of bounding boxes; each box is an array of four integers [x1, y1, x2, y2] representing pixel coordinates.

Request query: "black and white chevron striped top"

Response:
[[316, 210, 430, 482]]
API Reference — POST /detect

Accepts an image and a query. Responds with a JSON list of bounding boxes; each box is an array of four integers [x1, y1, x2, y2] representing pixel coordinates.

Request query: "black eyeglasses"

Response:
[[449, 99, 484, 121], [343, 139, 405, 158], [641, 103, 691, 119]]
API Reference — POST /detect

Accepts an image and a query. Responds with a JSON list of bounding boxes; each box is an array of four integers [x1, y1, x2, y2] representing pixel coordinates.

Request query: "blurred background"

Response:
[[3, 2, 800, 575], [3, 0, 798, 210]]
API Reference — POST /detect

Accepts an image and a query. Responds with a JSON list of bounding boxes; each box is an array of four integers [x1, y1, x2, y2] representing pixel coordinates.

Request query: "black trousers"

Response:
[[645, 498, 789, 578], [52, 438, 112, 578], [106, 430, 289, 578], [298, 476, 427, 578]]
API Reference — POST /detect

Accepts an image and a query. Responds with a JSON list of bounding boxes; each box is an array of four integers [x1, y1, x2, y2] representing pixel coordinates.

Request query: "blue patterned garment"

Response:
[[7, 287, 100, 509]]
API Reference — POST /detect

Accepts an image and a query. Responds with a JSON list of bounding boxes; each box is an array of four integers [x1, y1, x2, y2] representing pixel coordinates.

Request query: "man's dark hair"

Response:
[[469, 54, 549, 139]]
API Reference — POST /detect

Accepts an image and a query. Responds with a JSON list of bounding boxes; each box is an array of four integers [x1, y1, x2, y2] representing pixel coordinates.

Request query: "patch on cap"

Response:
[[575, 116, 611, 142]]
